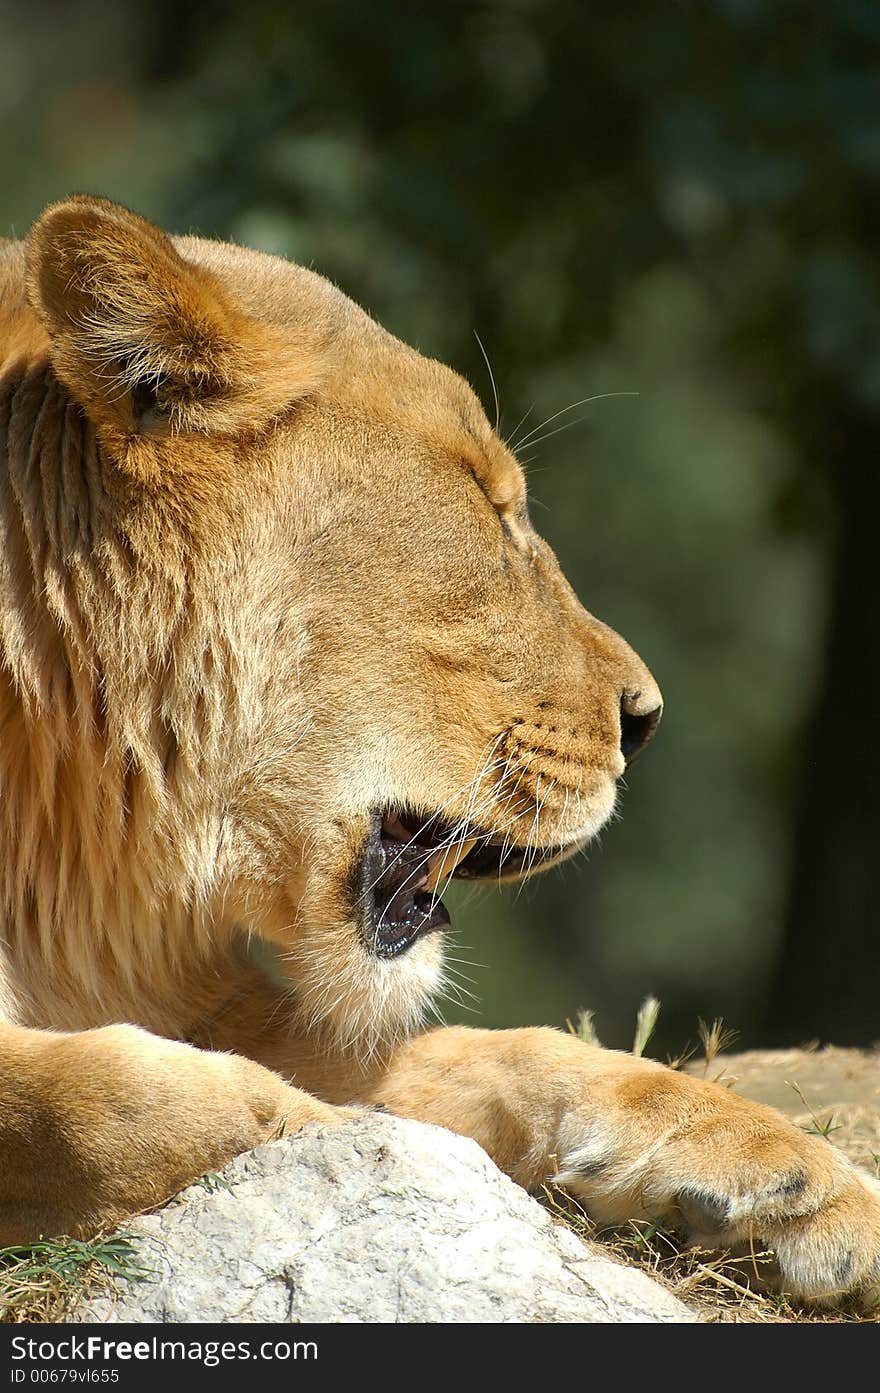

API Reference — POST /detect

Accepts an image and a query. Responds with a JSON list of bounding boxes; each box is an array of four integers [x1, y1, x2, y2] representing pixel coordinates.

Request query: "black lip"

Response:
[[359, 810, 572, 958], [359, 814, 451, 959]]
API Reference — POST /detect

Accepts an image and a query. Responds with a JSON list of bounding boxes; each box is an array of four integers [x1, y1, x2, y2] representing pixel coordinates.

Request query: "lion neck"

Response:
[[0, 351, 243, 1032]]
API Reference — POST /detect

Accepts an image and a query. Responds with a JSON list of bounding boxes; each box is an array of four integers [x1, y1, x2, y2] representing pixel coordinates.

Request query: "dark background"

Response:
[[2, 0, 878, 1054]]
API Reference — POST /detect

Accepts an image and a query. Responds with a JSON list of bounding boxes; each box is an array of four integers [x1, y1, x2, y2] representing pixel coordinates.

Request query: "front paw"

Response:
[[55, 1027, 355, 1229], [751, 1169, 880, 1308], [666, 1161, 880, 1309], [555, 1070, 880, 1310]]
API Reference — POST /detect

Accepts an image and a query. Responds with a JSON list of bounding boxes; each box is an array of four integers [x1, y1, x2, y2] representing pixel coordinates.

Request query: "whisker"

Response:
[[510, 391, 638, 454], [473, 329, 501, 434], [503, 402, 534, 450], [516, 413, 600, 459]]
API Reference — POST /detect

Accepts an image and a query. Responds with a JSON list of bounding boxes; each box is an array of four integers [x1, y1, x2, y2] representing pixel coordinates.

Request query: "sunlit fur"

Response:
[[0, 197, 660, 1055]]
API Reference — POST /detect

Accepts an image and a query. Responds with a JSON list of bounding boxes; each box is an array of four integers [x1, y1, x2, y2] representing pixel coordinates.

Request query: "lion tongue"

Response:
[[423, 838, 479, 892]]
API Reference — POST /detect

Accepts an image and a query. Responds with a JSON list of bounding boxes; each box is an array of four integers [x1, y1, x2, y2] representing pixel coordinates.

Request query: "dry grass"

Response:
[[551, 999, 880, 1324], [541, 1188, 876, 1323], [0, 1234, 147, 1323]]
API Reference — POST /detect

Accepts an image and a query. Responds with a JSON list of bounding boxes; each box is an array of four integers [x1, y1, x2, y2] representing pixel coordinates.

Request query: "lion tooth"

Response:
[[424, 838, 479, 891]]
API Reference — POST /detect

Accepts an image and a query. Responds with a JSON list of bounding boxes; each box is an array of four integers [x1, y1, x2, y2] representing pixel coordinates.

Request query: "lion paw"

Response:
[[556, 1073, 880, 1310]]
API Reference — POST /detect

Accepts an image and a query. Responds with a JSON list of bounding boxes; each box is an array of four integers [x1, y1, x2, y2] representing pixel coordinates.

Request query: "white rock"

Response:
[[79, 1113, 696, 1324]]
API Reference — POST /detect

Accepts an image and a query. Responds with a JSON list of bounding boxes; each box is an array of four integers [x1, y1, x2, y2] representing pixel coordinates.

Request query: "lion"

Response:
[[0, 196, 876, 1309]]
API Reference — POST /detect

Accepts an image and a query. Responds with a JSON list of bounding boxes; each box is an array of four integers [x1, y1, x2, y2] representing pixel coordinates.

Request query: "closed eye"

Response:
[[498, 502, 534, 554], [458, 456, 530, 545]]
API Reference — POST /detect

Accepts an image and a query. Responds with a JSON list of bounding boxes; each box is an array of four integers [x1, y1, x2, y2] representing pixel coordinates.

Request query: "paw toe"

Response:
[[675, 1186, 731, 1238], [770, 1180, 880, 1308]]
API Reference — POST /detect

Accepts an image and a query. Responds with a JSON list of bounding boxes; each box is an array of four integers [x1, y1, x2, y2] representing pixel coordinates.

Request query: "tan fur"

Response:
[[0, 199, 877, 1309]]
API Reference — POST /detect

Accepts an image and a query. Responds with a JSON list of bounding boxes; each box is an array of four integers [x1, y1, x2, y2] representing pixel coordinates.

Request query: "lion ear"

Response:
[[26, 196, 323, 438]]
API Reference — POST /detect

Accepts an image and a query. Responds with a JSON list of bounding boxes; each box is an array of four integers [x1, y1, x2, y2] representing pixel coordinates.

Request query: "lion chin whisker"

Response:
[[283, 930, 443, 1061]]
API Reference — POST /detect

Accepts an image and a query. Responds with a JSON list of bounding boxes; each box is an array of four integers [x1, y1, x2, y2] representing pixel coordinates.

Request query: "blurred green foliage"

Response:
[[2, 0, 877, 1049]]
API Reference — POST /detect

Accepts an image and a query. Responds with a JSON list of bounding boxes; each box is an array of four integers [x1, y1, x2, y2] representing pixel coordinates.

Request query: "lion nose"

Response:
[[620, 692, 662, 765]]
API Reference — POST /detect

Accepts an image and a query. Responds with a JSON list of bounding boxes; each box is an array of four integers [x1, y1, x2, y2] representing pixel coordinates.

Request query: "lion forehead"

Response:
[[173, 233, 522, 500]]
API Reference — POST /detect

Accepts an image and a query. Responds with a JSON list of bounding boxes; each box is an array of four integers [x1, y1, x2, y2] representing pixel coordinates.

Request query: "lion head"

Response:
[[0, 197, 661, 1051]]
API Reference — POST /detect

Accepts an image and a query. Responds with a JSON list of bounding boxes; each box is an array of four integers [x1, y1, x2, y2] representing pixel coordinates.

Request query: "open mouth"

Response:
[[359, 809, 569, 958]]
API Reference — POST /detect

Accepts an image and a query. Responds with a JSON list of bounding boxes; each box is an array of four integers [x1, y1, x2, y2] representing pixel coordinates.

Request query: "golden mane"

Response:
[[0, 353, 268, 1029]]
